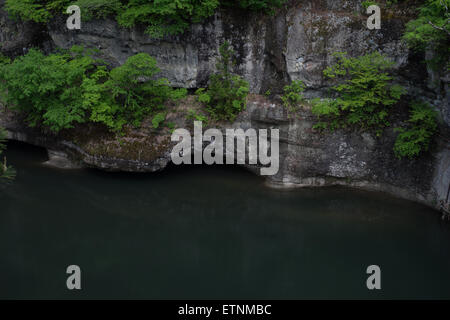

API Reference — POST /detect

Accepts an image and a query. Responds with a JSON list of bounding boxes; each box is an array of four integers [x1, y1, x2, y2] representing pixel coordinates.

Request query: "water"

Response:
[[1, 141, 450, 299]]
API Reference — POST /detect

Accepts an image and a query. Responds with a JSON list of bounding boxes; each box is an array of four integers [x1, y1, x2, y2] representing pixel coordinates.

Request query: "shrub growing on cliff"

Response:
[[281, 80, 305, 117], [311, 52, 406, 135], [117, 0, 219, 38], [403, 0, 450, 69], [5, 0, 55, 23], [90, 53, 187, 130], [0, 47, 185, 132], [186, 109, 209, 124], [6, 0, 286, 37], [394, 101, 438, 159], [118, 0, 287, 36], [73, 0, 122, 20], [6, 0, 123, 22], [0, 46, 101, 132], [151, 112, 166, 129], [196, 41, 249, 121]]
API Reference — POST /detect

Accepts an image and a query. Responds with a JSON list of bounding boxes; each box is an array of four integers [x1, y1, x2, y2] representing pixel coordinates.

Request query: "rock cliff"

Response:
[[0, 0, 449, 211]]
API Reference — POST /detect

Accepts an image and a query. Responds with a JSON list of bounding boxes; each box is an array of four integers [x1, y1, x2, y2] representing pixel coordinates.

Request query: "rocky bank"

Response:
[[0, 0, 449, 211]]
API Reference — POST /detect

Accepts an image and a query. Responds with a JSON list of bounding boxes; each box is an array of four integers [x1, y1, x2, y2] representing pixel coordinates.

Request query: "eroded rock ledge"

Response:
[[0, 0, 449, 212], [1, 98, 449, 212]]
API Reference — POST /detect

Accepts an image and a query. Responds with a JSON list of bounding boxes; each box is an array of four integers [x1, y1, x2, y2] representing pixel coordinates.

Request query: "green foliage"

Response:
[[0, 127, 15, 181], [386, 0, 399, 7], [92, 53, 186, 130], [403, 0, 450, 69], [223, 0, 286, 12], [73, 0, 122, 20], [362, 1, 378, 9], [281, 80, 305, 116], [0, 46, 100, 132], [196, 42, 249, 121], [84, 53, 186, 131], [0, 47, 185, 133], [186, 109, 208, 123], [6, 0, 54, 23], [0, 54, 11, 65], [311, 52, 406, 135], [117, 0, 219, 38], [151, 112, 166, 129], [6, 1, 285, 38], [166, 121, 176, 133], [196, 88, 211, 104], [394, 101, 438, 159]]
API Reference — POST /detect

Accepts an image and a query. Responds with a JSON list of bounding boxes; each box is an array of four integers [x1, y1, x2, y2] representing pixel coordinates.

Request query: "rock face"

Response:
[[2, 98, 449, 211], [0, 0, 51, 56], [0, 0, 449, 211], [45, 0, 447, 120], [44, 2, 418, 88], [240, 102, 450, 210]]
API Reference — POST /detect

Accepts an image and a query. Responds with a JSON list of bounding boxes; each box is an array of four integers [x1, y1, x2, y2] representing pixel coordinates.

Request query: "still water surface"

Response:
[[1, 141, 450, 299]]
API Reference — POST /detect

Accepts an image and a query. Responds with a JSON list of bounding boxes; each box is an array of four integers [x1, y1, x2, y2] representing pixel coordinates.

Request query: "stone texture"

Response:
[[2, 98, 449, 211], [0, 0, 51, 56], [43, 0, 448, 120], [0, 0, 448, 211]]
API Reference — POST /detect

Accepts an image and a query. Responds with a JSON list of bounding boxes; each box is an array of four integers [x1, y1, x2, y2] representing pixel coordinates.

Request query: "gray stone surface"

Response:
[[0, 0, 51, 56], [2, 99, 448, 211], [0, 0, 448, 211]]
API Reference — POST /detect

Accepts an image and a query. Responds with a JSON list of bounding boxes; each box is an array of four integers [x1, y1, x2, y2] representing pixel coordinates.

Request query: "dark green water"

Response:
[[1, 141, 450, 299]]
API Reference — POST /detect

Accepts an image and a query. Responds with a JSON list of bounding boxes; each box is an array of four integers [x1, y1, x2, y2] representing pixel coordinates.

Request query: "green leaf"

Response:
[[152, 112, 166, 129]]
